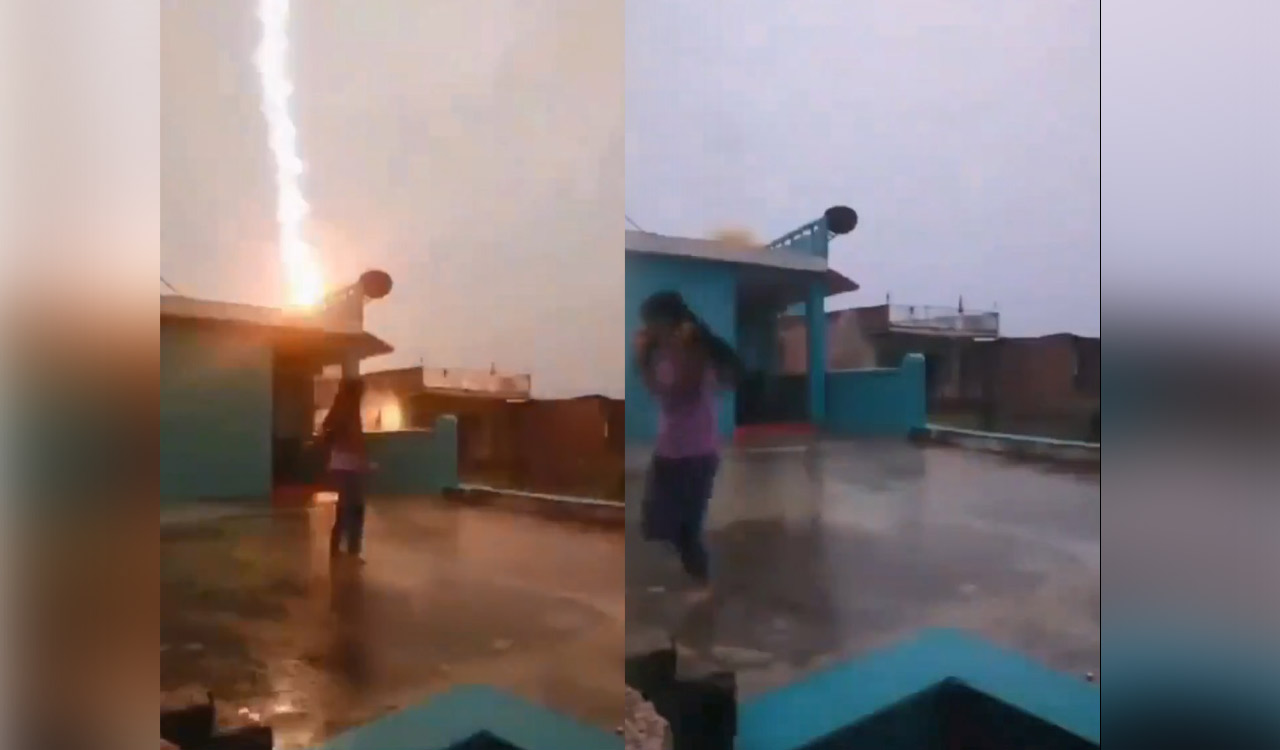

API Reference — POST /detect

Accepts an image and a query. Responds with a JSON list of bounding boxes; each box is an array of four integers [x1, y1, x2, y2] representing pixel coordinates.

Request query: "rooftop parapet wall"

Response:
[[825, 354, 928, 437]]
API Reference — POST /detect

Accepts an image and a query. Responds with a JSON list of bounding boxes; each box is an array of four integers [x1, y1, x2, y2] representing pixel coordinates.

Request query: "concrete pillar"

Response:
[[805, 281, 827, 426], [900, 353, 928, 430]]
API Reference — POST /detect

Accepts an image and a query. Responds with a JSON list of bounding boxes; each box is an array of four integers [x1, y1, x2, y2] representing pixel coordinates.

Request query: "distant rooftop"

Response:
[[421, 366, 532, 397], [783, 302, 1001, 338], [626, 229, 859, 295], [318, 365, 534, 403], [879, 303, 1000, 337], [626, 229, 829, 272]]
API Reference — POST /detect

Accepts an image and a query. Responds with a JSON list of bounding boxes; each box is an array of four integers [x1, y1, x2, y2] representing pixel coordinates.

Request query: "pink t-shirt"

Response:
[[328, 450, 364, 472], [651, 350, 720, 458]]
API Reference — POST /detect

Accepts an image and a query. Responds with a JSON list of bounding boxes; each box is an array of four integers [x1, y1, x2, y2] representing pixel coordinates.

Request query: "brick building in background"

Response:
[[314, 365, 534, 433], [410, 390, 623, 501], [315, 365, 623, 500], [779, 301, 1000, 407], [780, 303, 1101, 441], [982, 334, 1100, 440]]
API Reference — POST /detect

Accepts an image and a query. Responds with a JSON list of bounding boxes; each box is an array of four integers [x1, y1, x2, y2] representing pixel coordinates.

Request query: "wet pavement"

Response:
[[625, 440, 1101, 696], [160, 439, 1277, 745], [161, 497, 623, 748]]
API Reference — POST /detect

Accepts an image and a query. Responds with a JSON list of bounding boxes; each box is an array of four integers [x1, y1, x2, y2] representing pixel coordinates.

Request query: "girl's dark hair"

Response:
[[324, 377, 364, 435], [640, 291, 744, 383], [335, 376, 365, 407]]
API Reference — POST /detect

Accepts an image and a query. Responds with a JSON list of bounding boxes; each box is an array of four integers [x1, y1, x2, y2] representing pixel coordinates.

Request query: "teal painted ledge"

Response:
[[913, 424, 1100, 464], [739, 628, 1099, 750], [313, 685, 620, 750]]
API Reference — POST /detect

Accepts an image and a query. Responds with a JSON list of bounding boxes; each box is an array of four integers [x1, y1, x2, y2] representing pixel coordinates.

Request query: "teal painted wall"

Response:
[[160, 323, 274, 501], [825, 354, 927, 437], [314, 685, 620, 750], [625, 253, 738, 443], [740, 629, 1099, 750], [366, 417, 459, 495]]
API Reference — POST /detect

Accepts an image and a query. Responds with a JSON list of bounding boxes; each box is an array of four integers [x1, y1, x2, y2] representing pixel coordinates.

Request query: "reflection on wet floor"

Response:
[[626, 441, 1102, 696], [162, 440, 1276, 746], [161, 498, 623, 749]]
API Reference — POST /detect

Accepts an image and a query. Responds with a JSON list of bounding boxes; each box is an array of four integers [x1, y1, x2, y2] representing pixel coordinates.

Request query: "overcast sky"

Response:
[[161, 0, 623, 397], [162, 0, 1279, 394], [628, 0, 1101, 337], [1103, 0, 1279, 333]]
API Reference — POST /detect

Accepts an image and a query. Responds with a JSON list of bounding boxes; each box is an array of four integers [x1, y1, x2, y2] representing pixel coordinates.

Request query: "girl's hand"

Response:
[[633, 328, 652, 356], [675, 321, 697, 344]]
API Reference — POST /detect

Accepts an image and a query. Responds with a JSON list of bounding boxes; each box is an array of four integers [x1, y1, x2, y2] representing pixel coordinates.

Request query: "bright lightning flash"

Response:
[[255, 0, 325, 308]]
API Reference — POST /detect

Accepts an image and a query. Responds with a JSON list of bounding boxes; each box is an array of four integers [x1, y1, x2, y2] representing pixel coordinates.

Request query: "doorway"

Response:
[[271, 353, 317, 488], [734, 302, 808, 430]]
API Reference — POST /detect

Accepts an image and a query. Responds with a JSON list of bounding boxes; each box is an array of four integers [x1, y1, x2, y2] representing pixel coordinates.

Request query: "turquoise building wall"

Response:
[[365, 416, 459, 495], [625, 253, 738, 443], [825, 354, 927, 437], [314, 685, 619, 750], [160, 323, 274, 501], [739, 628, 1099, 750]]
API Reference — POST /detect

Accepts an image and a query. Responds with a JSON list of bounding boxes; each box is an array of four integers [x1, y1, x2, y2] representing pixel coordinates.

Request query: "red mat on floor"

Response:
[[733, 422, 816, 444]]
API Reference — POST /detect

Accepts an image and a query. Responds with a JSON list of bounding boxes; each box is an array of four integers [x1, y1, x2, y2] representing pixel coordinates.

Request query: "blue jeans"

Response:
[[330, 470, 366, 555]]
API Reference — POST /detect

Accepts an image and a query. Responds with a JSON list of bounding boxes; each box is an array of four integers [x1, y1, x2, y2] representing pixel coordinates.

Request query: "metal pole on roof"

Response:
[[161, 276, 180, 294]]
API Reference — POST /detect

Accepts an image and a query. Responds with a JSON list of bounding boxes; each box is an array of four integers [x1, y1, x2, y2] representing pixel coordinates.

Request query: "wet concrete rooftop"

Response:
[[161, 498, 623, 748], [162, 438, 1278, 746], [626, 440, 1102, 695]]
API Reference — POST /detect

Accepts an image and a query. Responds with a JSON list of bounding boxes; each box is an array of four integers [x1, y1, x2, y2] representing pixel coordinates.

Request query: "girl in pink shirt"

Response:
[[321, 377, 370, 559], [635, 291, 743, 600]]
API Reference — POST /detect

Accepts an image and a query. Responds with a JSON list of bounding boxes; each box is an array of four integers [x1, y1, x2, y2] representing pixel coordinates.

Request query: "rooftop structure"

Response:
[[626, 207, 861, 442], [625, 229, 858, 308], [160, 274, 395, 501], [880, 302, 1000, 337], [161, 293, 393, 360]]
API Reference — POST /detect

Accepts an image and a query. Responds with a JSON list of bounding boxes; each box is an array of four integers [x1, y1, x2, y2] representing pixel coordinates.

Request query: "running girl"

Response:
[[635, 291, 743, 601]]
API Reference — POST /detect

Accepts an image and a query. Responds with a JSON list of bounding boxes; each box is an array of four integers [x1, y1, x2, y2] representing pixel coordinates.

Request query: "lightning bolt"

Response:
[[255, 0, 324, 307]]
